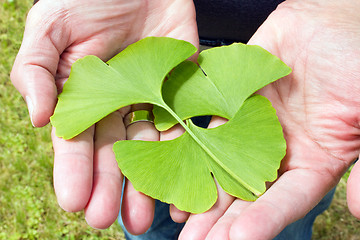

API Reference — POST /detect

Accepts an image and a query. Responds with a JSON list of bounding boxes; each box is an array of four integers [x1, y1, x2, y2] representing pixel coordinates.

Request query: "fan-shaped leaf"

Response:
[[114, 95, 285, 212], [50, 37, 197, 139], [153, 43, 291, 131], [50, 37, 290, 213]]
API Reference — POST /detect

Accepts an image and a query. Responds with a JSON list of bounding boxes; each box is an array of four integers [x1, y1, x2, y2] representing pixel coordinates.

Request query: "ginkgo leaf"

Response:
[[114, 95, 285, 213], [50, 37, 197, 139], [114, 126, 218, 213], [153, 43, 291, 131], [50, 37, 290, 213]]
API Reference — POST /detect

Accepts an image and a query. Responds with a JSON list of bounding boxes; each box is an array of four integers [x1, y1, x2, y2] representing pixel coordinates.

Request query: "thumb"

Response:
[[347, 158, 360, 218], [10, 2, 69, 127]]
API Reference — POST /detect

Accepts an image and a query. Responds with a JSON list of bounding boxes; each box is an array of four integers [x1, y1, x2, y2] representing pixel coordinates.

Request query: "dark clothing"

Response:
[[194, 0, 285, 45], [34, 0, 284, 44]]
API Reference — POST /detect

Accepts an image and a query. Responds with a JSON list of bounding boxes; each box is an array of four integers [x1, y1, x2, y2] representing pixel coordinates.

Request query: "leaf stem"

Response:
[[161, 105, 196, 138]]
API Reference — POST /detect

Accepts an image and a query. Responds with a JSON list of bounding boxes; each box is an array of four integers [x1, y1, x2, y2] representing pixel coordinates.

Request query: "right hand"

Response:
[[178, 1, 360, 239], [11, 0, 198, 231]]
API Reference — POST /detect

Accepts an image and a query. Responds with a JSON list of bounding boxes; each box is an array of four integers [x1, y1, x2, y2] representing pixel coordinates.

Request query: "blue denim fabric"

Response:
[[118, 188, 335, 240]]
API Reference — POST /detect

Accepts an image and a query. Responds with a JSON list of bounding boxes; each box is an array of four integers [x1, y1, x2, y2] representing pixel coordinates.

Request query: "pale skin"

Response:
[[11, 0, 360, 239], [11, 0, 199, 232]]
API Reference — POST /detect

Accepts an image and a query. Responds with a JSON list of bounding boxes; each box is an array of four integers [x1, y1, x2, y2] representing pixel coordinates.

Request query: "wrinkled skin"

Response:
[[11, 0, 360, 239], [178, 1, 360, 239]]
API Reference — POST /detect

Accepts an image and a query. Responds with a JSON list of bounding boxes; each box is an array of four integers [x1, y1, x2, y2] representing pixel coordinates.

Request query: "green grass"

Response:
[[0, 0, 360, 239]]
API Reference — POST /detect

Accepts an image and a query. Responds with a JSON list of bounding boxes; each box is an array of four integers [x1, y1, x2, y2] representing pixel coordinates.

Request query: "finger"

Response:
[[205, 200, 251, 240], [170, 204, 190, 223], [229, 169, 337, 240], [207, 116, 228, 128], [131, 103, 152, 112], [52, 126, 94, 212], [11, 4, 70, 127], [346, 158, 360, 218], [179, 183, 235, 240], [122, 180, 156, 235], [84, 111, 126, 229], [121, 120, 159, 235]]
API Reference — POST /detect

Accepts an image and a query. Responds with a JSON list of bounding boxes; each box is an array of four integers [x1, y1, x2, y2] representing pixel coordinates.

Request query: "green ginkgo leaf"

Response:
[[153, 43, 291, 131], [50, 37, 197, 139], [50, 37, 291, 213], [114, 94, 285, 213]]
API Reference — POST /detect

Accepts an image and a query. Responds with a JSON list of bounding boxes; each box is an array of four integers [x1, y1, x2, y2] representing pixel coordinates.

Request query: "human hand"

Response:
[[11, 0, 198, 231], [177, 0, 360, 239]]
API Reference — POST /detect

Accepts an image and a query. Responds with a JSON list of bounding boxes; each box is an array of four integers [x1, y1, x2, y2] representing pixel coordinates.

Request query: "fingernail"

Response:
[[25, 96, 35, 127]]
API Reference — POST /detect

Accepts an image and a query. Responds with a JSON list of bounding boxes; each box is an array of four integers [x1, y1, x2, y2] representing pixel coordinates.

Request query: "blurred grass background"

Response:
[[0, 0, 359, 239]]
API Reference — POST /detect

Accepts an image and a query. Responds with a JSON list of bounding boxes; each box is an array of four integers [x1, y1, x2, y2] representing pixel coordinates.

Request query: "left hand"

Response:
[[178, 0, 360, 239]]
